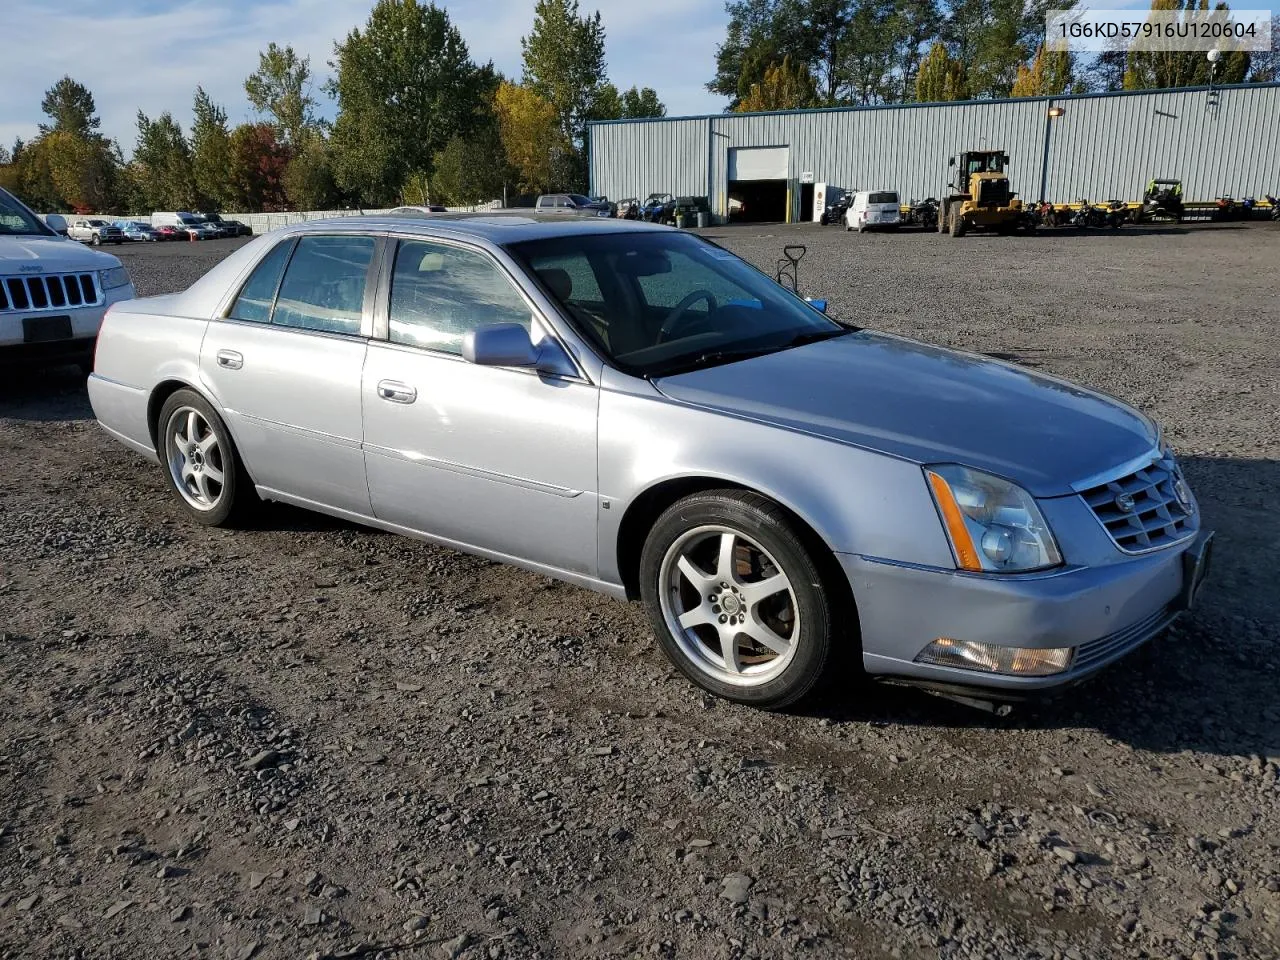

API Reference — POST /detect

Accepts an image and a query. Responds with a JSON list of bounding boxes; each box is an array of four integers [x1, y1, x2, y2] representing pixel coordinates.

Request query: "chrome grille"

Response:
[[1080, 453, 1194, 553], [0, 273, 101, 313], [1073, 604, 1176, 673]]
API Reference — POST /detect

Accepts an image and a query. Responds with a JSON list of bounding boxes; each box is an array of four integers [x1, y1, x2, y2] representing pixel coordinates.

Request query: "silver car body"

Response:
[[88, 216, 1206, 696]]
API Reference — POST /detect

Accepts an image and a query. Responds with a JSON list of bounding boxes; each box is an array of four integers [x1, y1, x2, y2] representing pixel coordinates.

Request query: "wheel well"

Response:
[[146, 379, 196, 452], [615, 478, 857, 632]]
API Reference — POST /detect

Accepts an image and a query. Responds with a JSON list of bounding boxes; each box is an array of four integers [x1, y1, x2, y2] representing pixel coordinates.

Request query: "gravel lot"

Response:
[[2, 223, 1278, 960]]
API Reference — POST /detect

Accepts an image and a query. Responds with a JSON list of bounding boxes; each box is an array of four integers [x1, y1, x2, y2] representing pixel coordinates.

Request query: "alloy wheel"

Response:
[[658, 525, 800, 687], [165, 407, 226, 511]]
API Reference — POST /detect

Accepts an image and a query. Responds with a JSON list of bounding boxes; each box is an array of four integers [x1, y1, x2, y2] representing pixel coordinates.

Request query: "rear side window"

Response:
[[272, 236, 375, 335], [869, 192, 898, 205], [228, 238, 294, 323]]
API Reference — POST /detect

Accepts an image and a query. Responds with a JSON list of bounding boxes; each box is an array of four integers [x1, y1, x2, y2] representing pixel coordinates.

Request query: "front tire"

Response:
[[639, 491, 838, 710], [157, 389, 252, 527], [91, 235, 101, 246]]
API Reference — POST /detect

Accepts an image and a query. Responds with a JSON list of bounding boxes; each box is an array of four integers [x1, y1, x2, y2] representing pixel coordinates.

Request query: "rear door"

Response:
[[199, 233, 381, 516]]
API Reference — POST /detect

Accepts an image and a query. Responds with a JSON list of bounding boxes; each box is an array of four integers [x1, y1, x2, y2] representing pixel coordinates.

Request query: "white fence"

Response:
[[44, 201, 505, 235]]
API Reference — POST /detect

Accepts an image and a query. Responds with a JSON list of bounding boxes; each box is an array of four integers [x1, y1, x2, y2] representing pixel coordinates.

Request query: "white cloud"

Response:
[[0, 0, 728, 157]]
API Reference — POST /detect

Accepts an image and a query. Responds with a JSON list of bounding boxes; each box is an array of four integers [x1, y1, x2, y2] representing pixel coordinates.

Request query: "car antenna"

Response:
[[775, 245, 806, 293]]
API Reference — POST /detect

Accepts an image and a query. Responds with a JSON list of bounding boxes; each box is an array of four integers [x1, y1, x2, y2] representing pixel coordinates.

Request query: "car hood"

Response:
[[652, 331, 1158, 497], [0, 235, 121, 271]]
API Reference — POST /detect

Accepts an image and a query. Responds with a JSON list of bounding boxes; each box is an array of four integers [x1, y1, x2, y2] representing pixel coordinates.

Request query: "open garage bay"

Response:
[[2, 224, 1278, 959]]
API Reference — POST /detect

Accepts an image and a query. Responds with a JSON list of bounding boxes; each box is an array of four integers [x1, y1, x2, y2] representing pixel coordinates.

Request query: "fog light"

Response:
[[915, 637, 1074, 676]]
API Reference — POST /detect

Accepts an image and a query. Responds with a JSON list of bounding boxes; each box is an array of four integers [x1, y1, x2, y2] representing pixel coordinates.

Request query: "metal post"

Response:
[[1038, 98, 1055, 204]]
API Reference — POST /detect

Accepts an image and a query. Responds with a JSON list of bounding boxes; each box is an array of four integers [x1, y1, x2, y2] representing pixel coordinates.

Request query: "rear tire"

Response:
[[157, 389, 253, 527], [639, 490, 840, 710]]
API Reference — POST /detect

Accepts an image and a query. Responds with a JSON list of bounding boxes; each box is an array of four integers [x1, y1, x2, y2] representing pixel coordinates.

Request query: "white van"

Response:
[[845, 190, 901, 232], [151, 211, 201, 229]]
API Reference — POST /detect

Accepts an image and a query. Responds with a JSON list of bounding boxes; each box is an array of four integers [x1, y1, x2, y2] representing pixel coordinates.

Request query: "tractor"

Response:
[[937, 150, 1032, 237]]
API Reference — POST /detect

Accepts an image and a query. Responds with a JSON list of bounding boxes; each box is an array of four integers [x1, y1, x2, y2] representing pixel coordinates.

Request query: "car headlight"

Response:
[[99, 266, 131, 291], [924, 464, 1062, 573]]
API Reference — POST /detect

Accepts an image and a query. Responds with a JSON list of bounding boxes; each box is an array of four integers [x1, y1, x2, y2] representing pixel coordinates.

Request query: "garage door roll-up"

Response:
[[728, 147, 788, 181]]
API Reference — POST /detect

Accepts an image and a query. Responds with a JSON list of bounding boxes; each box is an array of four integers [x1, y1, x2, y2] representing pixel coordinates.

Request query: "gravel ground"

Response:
[[2, 224, 1278, 960]]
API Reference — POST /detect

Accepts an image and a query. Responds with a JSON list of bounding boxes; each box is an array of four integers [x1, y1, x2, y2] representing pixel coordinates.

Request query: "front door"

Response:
[[199, 233, 378, 516], [361, 237, 598, 576]]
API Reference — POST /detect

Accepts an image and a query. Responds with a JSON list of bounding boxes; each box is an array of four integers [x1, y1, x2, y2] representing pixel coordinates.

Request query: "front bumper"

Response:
[[0, 283, 135, 356], [841, 531, 1210, 694]]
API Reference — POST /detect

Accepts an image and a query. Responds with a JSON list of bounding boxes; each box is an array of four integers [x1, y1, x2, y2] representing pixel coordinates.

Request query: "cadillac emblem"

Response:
[[1114, 492, 1136, 513]]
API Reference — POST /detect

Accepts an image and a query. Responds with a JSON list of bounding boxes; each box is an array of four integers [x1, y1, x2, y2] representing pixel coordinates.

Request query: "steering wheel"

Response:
[[657, 290, 718, 343]]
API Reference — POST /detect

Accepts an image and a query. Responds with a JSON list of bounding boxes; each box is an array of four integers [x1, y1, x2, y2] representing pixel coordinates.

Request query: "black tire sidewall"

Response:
[[157, 389, 243, 526], [638, 491, 836, 710]]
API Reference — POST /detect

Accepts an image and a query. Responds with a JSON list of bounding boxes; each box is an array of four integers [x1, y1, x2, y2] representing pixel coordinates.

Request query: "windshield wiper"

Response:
[[651, 328, 851, 378]]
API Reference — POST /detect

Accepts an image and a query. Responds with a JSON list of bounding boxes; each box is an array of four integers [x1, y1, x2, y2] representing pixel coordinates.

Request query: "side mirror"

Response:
[[463, 323, 538, 367], [805, 297, 829, 314]]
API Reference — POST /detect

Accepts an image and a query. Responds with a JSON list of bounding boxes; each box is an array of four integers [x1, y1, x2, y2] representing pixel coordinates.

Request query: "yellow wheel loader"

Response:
[[937, 150, 1033, 237]]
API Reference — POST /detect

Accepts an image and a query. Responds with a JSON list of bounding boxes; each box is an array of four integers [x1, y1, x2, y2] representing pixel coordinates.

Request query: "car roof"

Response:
[[281, 213, 674, 245]]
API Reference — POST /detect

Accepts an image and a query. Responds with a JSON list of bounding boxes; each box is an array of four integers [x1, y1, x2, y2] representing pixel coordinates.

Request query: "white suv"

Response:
[[1, 187, 136, 369]]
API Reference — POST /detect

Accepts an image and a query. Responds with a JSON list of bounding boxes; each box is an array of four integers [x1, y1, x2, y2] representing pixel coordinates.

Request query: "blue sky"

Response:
[[0, 0, 729, 154]]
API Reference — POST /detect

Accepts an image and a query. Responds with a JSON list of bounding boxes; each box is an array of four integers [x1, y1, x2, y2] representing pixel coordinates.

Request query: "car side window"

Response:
[[272, 235, 375, 335], [388, 240, 532, 355], [227, 237, 295, 323]]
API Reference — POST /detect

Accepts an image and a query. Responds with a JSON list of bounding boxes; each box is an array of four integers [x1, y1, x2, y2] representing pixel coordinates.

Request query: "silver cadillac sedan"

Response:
[[88, 216, 1212, 710]]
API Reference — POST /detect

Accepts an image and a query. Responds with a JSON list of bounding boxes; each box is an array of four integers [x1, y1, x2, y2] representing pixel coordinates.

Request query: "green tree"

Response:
[[594, 83, 667, 120], [431, 125, 508, 205], [44, 131, 119, 212], [915, 42, 968, 101], [245, 43, 318, 145], [1123, 0, 1250, 90], [133, 111, 194, 210], [283, 133, 340, 210], [191, 87, 235, 209], [620, 86, 666, 118], [39, 76, 101, 137], [521, 0, 608, 152], [735, 55, 820, 111], [329, 0, 488, 205]]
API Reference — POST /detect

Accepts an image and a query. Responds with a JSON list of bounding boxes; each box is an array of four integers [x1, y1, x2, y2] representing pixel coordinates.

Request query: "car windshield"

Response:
[[509, 231, 846, 378], [568, 195, 594, 206]]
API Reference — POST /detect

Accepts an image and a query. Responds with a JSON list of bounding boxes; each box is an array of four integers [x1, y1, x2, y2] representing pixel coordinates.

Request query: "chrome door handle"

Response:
[[377, 380, 417, 404], [216, 349, 243, 370]]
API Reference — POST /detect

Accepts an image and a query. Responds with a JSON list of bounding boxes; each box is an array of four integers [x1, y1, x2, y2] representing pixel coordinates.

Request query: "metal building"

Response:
[[588, 83, 1280, 223]]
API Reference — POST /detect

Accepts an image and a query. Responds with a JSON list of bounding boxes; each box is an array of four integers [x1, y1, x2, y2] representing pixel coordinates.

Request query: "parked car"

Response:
[[390, 205, 448, 215], [615, 198, 641, 220], [640, 193, 677, 224], [845, 190, 901, 232], [152, 224, 186, 241], [589, 196, 617, 217], [88, 215, 1210, 711], [198, 213, 251, 237], [113, 220, 161, 242], [67, 218, 125, 245], [1, 186, 136, 369], [534, 194, 611, 217]]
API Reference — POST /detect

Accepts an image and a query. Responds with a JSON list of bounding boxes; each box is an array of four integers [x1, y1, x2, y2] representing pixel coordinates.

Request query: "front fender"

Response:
[[596, 373, 954, 584]]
